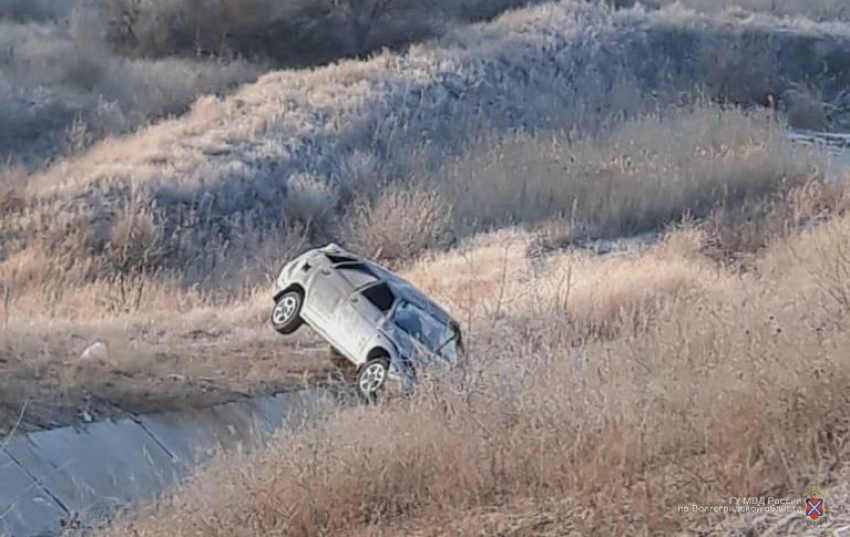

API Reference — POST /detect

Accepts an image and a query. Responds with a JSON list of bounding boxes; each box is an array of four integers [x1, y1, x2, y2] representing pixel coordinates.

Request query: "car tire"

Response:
[[356, 357, 390, 401], [271, 289, 304, 334]]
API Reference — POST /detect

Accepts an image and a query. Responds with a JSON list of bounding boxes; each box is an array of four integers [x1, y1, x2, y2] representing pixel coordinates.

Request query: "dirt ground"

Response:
[[0, 317, 338, 436]]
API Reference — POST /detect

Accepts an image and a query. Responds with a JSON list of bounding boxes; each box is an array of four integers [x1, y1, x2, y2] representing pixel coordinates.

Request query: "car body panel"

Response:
[[274, 244, 462, 391]]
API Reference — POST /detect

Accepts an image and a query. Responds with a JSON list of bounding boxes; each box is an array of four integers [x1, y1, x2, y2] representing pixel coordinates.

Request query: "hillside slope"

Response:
[[5, 1, 850, 288]]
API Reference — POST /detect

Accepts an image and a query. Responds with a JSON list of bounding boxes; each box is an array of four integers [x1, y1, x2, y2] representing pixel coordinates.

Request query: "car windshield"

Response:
[[392, 301, 456, 359]]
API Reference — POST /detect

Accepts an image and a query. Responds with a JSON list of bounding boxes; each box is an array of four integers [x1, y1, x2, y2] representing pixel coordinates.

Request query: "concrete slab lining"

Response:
[[0, 450, 66, 537], [0, 388, 332, 537]]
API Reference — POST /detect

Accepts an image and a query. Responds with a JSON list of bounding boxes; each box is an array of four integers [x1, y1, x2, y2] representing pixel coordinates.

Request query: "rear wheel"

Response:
[[271, 289, 304, 334], [357, 357, 389, 401]]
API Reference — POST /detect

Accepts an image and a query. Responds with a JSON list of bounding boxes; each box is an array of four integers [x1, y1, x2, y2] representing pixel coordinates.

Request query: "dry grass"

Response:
[[0, 98, 829, 434], [646, 0, 850, 22], [91, 204, 850, 536], [435, 106, 813, 236], [5, 0, 849, 291], [0, 15, 261, 166], [99, 0, 543, 65], [3, 2, 850, 533]]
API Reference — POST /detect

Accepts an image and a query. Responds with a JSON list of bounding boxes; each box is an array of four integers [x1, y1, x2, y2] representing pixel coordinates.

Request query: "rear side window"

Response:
[[325, 253, 357, 264], [337, 264, 379, 289], [361, 283, 395, 312]]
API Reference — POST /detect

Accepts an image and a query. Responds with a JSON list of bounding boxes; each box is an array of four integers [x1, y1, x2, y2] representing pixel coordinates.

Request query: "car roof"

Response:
[[316, 245, 457, 325]]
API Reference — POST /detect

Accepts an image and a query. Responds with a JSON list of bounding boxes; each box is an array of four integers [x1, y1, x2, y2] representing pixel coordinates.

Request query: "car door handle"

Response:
[[349, 296, 359, 303]]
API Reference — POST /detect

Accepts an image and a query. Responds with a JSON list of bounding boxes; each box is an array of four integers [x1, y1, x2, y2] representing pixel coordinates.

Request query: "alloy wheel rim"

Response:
[[273, 295, 298, 325], [359, 363, 386, 394]]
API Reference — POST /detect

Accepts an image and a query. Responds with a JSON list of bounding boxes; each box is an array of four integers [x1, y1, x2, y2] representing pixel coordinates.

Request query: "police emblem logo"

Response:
[[805, 498, 825, 521], [802, 485, 828, 524]]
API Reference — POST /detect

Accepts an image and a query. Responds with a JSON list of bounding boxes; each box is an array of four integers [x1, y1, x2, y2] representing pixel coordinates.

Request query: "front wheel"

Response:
[[271, 289, 304, 334], [356, 358, 389, 401]]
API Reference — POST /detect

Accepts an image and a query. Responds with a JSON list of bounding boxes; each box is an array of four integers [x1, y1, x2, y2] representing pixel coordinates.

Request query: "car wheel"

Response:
[[357, 358, 389, 401], [271, 289, 304, 334]]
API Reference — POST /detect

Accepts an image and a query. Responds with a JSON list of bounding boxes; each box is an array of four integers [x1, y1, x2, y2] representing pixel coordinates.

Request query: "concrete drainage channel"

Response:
[[0, 389, 334, 537]]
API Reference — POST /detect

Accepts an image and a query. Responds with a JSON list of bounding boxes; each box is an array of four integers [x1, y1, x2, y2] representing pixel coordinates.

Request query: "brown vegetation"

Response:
[[100, 0, 542, 65], [92, 185, 850, 536], [4, 1, 850, 534]]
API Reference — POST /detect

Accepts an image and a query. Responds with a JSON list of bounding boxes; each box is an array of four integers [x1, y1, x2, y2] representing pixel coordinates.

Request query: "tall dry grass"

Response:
[[434, 105, 812, 236], [93, 205, 850, 536]]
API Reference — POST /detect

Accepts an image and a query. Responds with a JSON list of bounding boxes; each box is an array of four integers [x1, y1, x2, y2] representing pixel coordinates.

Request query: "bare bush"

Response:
[[700, 176, 848, 265], [345, 183, 452, 262], [0, 162, 26, 217]]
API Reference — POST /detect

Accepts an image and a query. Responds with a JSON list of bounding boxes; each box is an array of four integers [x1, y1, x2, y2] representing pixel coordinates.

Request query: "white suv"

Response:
[[271, 244, 463, 398]]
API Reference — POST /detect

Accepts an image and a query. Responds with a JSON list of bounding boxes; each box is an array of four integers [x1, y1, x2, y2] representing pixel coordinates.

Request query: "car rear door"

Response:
[[313, 265, 379, 360]]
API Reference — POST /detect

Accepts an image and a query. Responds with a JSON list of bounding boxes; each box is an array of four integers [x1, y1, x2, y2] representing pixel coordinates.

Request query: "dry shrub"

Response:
[[701, 176, 848, 265], [808, 220, 850, 320], [782, 87, 831, 131], [345, 183, 452, 263], [284, 173, 341, 228]]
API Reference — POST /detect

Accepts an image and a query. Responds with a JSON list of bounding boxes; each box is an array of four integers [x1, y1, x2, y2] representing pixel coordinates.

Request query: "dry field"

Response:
[[89, 181, 850, 536], [2, 0, 850, 535], [0, 102, 824, 434]]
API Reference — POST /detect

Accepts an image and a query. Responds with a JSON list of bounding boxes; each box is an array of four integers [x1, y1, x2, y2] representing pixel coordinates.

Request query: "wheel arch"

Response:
[[365, 345, 392, 364], [274, 283, 305, 302]]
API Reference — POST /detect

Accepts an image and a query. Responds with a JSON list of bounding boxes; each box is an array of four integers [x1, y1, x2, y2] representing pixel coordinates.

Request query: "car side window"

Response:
[[393, 302, 449, 353], [337, 264, 379, 289], [361, 282, 395, 313]]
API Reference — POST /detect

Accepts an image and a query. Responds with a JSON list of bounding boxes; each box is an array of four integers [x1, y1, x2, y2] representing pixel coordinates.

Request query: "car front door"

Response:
[[331, 289, 383, 362]]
